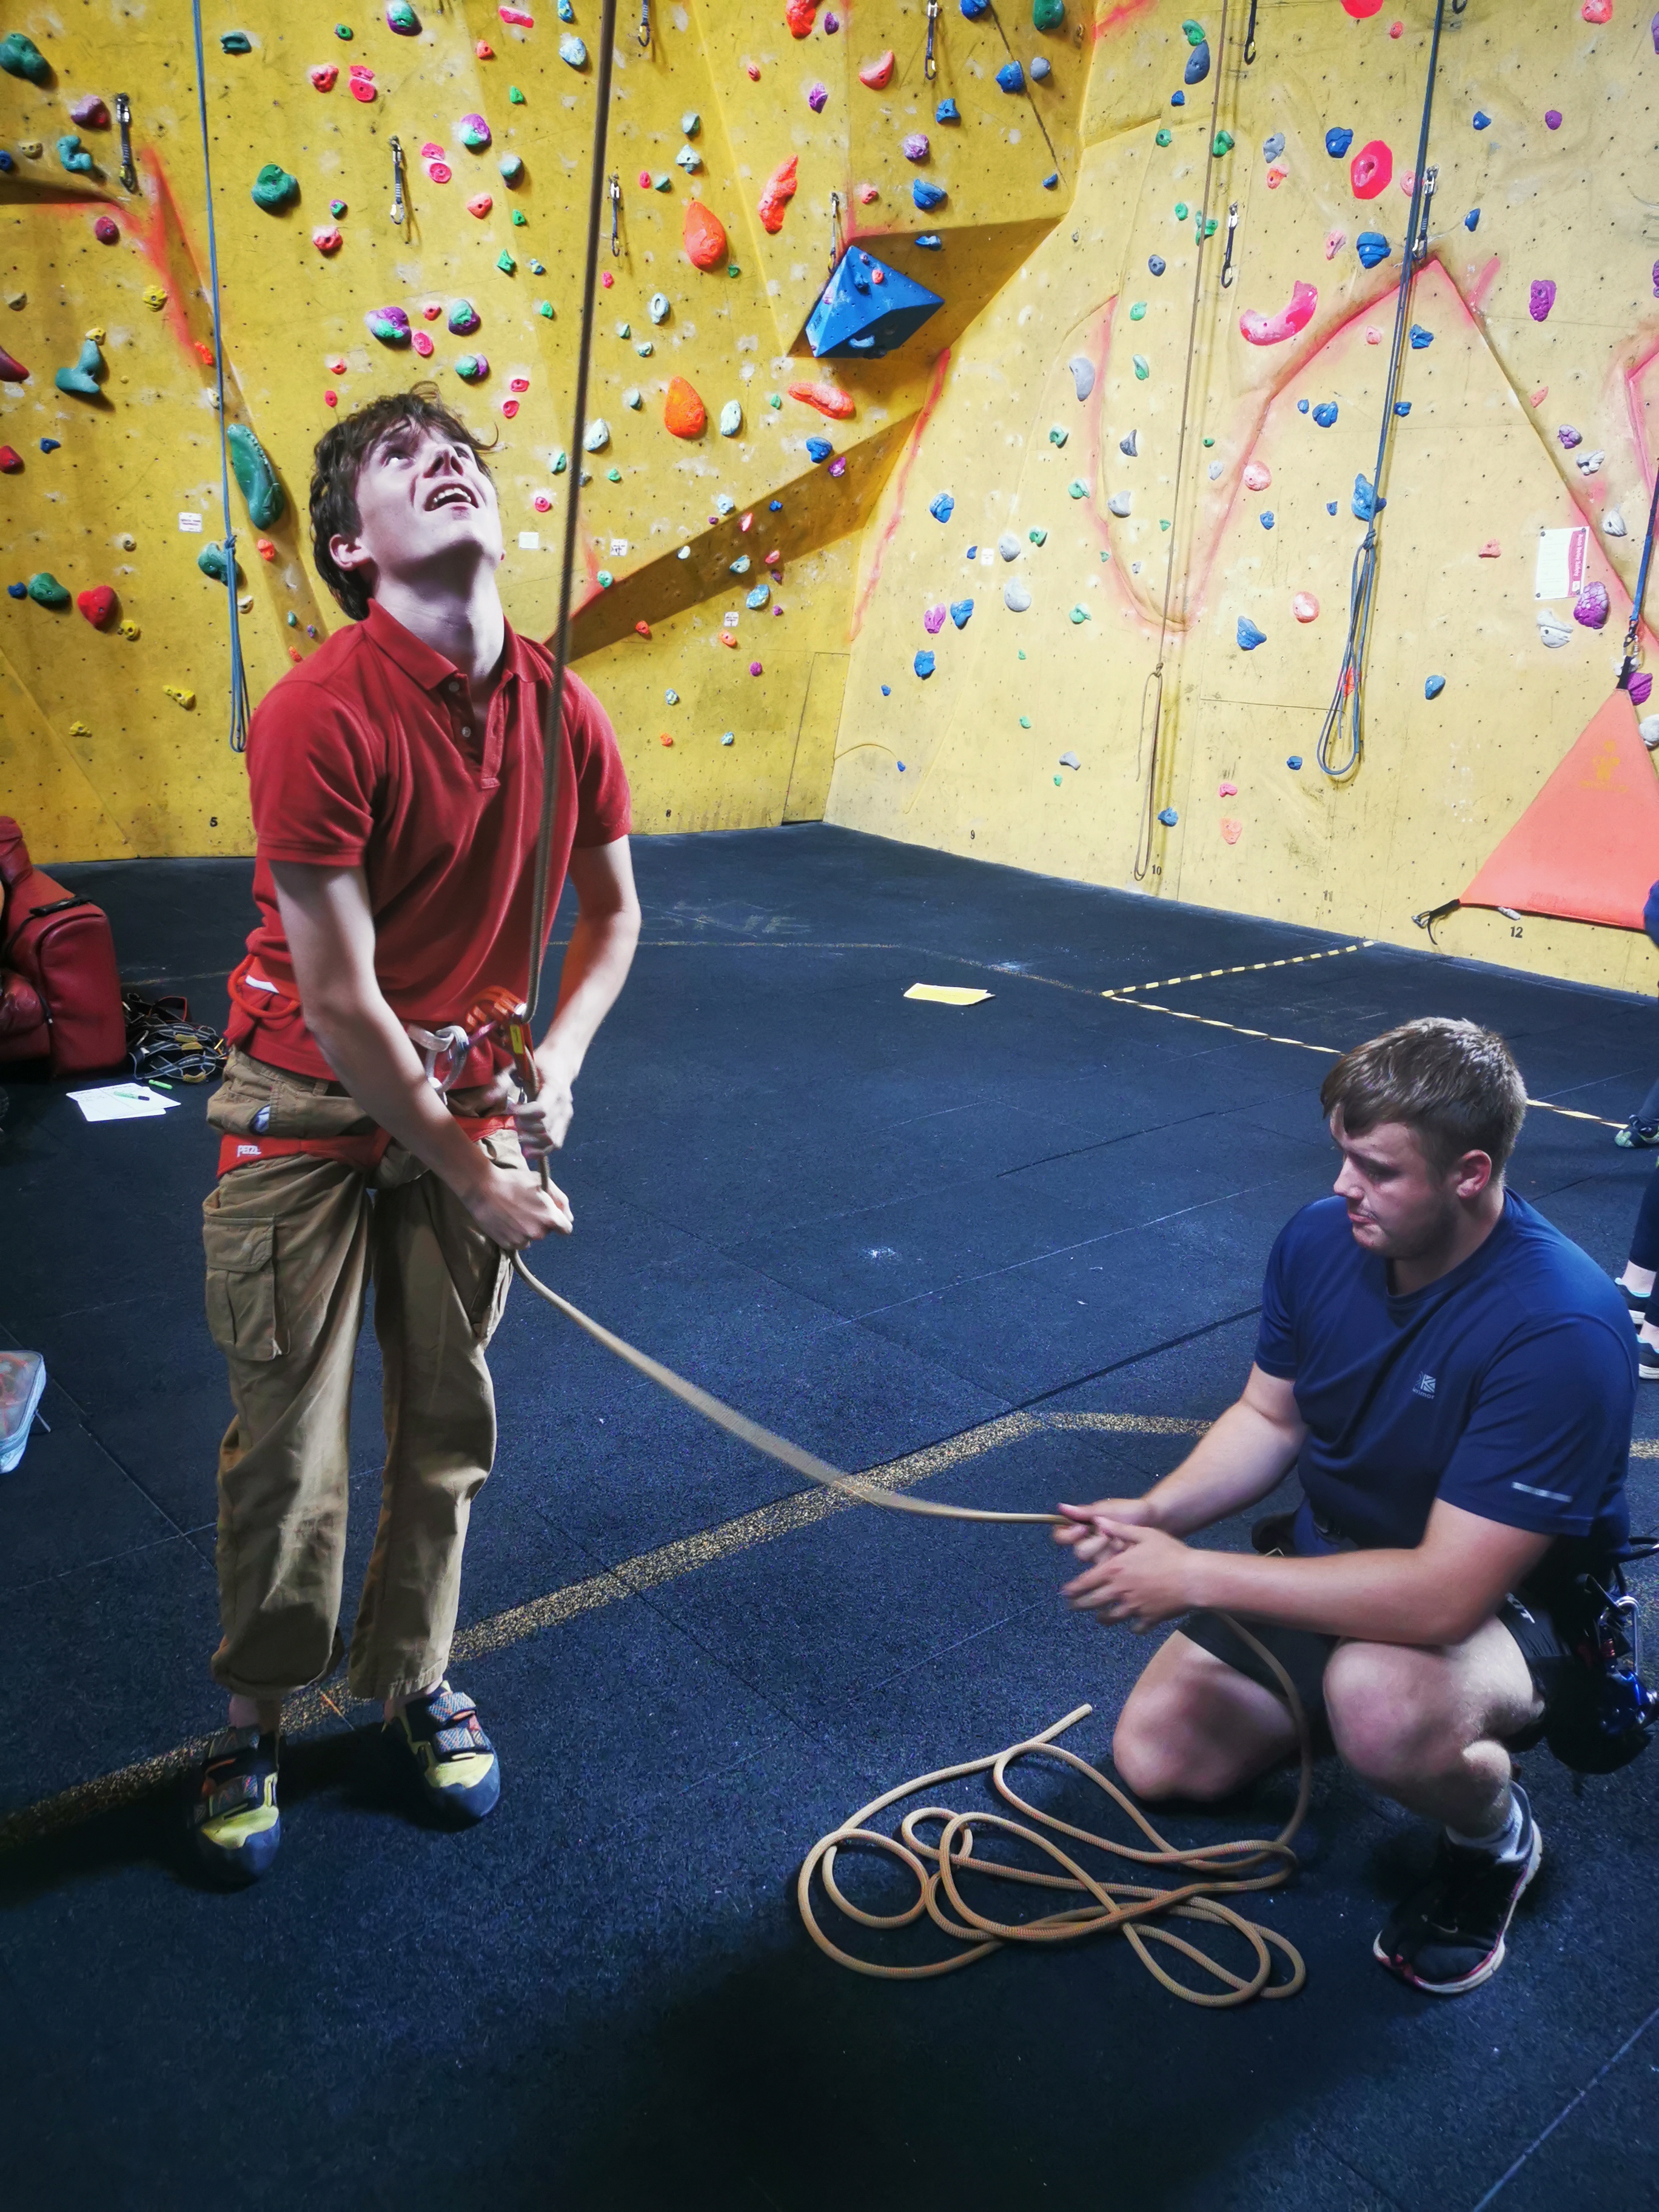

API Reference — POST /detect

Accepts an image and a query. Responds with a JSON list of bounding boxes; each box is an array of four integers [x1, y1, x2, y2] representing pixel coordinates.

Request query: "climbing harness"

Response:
[[924, 0, 940, 79], [188, 0, 252, 754], [388, 135, 406, 229], [1134, 0, 1233, 882], [516, 0, 620, 1187], [115, 93, 137, 193], [608, 169, 622, 257], [510, 1253, 1311, 2003], [1315, 0, 1450, 783], [122, 990, 227, 1085]]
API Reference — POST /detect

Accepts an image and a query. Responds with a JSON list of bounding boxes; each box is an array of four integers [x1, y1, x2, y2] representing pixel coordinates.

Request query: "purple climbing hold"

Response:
[[1652, 260, 1659, 301], [1653, 7, 1659, 53], [923, 605, 947, 635], [1530, 278, 1557, 323], [1558, 424, 1583, 449], [808, 82, 828, 112], [1632, 670, 1654, 706], [1574, 580, 1609, 630], [828, 455, 846, 477], [367, 306, 412, 344], [1237, 617, 1267, 650], [902, 133, 929, 161], [1545, 109, 1562, 130]]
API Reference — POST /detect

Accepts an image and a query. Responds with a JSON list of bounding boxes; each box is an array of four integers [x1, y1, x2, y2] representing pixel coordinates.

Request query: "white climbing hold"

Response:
[[1119, 430, 1138, 457], [1604, 509, 1628, 536], [623, 386, 643, 409], [997, 531, 1021, 560], [719, 399, 743, 437], [1108, 492, 1131, 517], [649, 293, 669, 323], [675, 144, 702, 172], [1207, 460, 1222, 480], [1057, 751, 1081, 769], [1069, 356, 1095, 401], [1641, 714, 1659, 750], [677, 546, 691, 559], [1004, 579, 1031, 611], [1537, 609, 1574, 648], [583, 418, 611, 451], [1574, 449, 1606, 477]]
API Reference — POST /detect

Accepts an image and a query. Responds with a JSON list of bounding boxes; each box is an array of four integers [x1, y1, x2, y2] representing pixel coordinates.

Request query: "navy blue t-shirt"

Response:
[[1255, 1191, 1635, 1584]]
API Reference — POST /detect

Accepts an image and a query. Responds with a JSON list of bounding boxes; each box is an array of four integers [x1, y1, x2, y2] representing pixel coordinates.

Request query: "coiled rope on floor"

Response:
[[511, 1256, 1312, 2003]]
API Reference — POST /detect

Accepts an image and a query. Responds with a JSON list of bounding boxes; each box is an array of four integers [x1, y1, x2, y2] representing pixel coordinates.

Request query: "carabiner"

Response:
[[638, 0, 651, 50], [1242, 0, 1259, 64], [828, 189, 844, 276], [1219, 201, 1239, 287], [609, 170, 622, 256], [389, 135, 406, 227], [115, 93, 137, 193], [924, 0, 940, 80], [1412, 165, 1438, 263]]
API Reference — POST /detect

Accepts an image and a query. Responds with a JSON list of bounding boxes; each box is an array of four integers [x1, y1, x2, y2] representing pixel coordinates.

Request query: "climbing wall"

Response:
[[5, 0, 1659, 991]]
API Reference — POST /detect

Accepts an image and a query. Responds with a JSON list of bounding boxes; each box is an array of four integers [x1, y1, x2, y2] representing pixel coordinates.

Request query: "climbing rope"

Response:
[[1315, 0, 1450, 782], [188, 0, 252, 754], [525, 0, 620, 1027], [980, 4, 1066, 186], [511, 1256, 1313, 2003], [1134, 0, 1234, 882]]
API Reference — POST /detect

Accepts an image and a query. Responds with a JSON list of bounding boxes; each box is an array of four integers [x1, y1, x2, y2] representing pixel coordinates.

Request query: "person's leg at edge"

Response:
[[1617, 1160, 1659, 1340], [1111, 1629, 1301, 1801]]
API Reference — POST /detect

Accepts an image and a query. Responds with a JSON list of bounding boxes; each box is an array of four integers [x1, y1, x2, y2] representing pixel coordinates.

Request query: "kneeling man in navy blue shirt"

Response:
[[1056, 1017, 1637, 1996]]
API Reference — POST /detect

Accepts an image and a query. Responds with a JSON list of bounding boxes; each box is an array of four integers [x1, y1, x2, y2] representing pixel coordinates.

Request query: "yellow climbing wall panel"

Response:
[[4, 1, 1657, 993]]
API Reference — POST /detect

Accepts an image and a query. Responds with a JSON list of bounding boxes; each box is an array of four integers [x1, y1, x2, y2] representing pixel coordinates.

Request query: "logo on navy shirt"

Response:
[[1412, 1372, 1437, 1399]]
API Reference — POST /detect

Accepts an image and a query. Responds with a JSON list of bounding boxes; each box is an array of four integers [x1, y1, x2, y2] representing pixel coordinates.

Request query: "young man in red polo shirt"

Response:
[[190, 387, 639, 1882]]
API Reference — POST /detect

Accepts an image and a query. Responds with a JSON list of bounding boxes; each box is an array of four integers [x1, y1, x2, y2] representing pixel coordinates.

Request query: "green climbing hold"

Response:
[[537, 300, 554, 318], [1182, 17, 1206, 44], [252, 163, 300, 213], [1033, 0, 1065, 28], [221, 30, 253, 53], [1202, 216, 1217, 236], [58, 135, 93, 175], [597, 570, 613, 588], [1028, 528, 1047, 546], [0, 32, 50, 84], [509, 85, 525, 104], [386, 0, 417, 28], [606, 467, 621, 482], [1068, 479, 1087, 498], [1155, 129, 1172, 147], [227, 421, 286, 528], [1133, 354, 1150, 379], [728, 264, 741, 276], [1048, 425, 1068, 447], [1019, 716, 1031, 729], [1129, 301, 1146, 321], [497, 249, 515, 272], [1069, 606, 1090, 623], [1175, 202, 1188, 220], [1159, 518, 1171, 530], [335, 22, 354, 38], [1202, 435, 1215, 446], [1212, 132, 1234, 158], [196, 543, 237, 585], [54, 335, 104, 398], [26, 572, 70, 608], [551, 450, 568, 472]]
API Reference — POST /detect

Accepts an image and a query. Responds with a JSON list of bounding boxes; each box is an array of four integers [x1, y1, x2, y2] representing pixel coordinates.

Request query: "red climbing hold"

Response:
[[309, 63, 338, 90], [1341, 0, 1384, 15], [0, 346, 29, 383], [786, 0, 818, 34], [788, 380, 855, 418], [635, 620, 652, 637], [1350, 140, 1393, 199], [0, 446, 20, 472], [1462, 690, 1659, 929], [76, 585, 117, 629], [94, 215, 120, 244], [859, 50, 896, 89], [758, 156, 799, 235], [683, 200, 728, 270], [1238, 280, 1318, 346]]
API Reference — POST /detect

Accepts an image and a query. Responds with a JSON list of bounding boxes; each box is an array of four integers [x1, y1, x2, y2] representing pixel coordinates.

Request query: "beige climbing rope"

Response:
[[511, 1255, 1312, 2003]]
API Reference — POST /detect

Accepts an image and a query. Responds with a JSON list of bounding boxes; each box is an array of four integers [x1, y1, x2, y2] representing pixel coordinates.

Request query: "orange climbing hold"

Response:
[[789, 380, 854, 419], [785, 0, 818, 33], [859, 50, 895, 89], [758, 156, 799, 235], [635, 620, 652, 638], [1462, 690, 1659, 929], [683, 199, 728, 270], [663, 375, 708, 437]]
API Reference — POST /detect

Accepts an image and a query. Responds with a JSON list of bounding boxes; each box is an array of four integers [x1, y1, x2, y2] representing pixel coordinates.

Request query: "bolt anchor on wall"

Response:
[[609, 171, 622, 255], [115, 93, 136, 192], [389, 135, 406, 227]]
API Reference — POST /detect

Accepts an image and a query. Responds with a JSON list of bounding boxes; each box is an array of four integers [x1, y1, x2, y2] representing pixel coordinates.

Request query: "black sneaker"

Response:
[[1617, 1278, 1648, 1326], [1641, 1345, 1659, 1384], [390, 1682, 500, 1824], [1373, 1786, 1541, 1995], [1615, 1118, 1659, 1150], [189, 1725, 280, 1885]]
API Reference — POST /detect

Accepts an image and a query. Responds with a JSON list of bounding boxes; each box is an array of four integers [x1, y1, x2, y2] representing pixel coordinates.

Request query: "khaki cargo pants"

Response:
[[203, 1049, 518, 1706]]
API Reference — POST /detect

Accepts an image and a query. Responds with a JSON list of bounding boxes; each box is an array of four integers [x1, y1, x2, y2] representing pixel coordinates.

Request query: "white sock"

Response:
[[1622, 1264, 1657, 1298], [1447, 1787, 1526, 1863], [1641, 1322, 1659, 1353]]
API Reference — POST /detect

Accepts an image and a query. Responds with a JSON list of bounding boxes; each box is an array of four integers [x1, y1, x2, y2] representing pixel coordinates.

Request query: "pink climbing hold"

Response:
[[534, 493, 551, 512], [923, 605, 946, 634], [1389, 18, 1403, 33], [500, 5, 535, 21], [1243, 461, 1271, 491], [325, 355, 347, 372], [1292, 592, 1320, 623], [1398, 170, 1416, 198], [859, 50, 896, 89], [70, 96, 110, 129], [502, 400, 520, 419], [427, 161, 452, 184], [758, 155, 799, 234], [1341, 0, 1384, 15], [1364, 326, 1382, 344], [1266, 166, 1288, 189], [468, 192, 493, 217], [1479, 539, 1501, 558], [411, 331, 434, 356], [350, 67, 377, 101], [313, 226, 343, 253], [309, 63, 338, 90], [638, 170, 652, 189], [749, 660, 763, 675], [1350, 140, 1393, 199], [1238, 279, 1318, 346], [511, 376, 530, 392], [1220, 819, 1244, 846], [1574, 581, 1610, 629], [1530, 278, 1557, 323], [1324, 228, 1346, 260], [324, 389, 338, 408], [1218, 781, 1238, 798], [94, 215, 120, 244], [857, 182, 879, 203], [1582, 0, 1612, 19]]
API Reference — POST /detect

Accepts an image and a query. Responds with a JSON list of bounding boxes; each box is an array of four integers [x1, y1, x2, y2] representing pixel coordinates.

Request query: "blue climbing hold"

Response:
[[1409, 324, 1433, 348], [1424, 674, 1446, 700], [1237, 617, 1267, 650], [1297, 398, 1310, 414], [966, 545, 979, 560], [1394, 401, 1411, 417], [915, 233, 943, 249], [1352, 473, 1386, 521], [1184, 39, 1210, 84], [806, 435, 833, 461], [1312, 401, 1338, 428], [39, 438, 59, 452], [1325, 126, 1354, 157], [915, 649, 936, 679], [5, 581, 24, 598], [1326, 501, 1338, 515], [1465, 209, 1480, 232], [1170, 89, 1185, 106], [1260, 512, 1275, 529], [930, 491, 956, 523], [806, 244, 945, 359], [936, 96, 960, 122], [769, 498, 783, 512], [1041, 172, 1059, 189], [1287, 755, 1303, 769], [1262, 132, 1285, 163], [950, 598, 973, 628], [881, 684, 891, 695], [1473, 110, 1490, 130], [1356, 232, 1390, 269], [746, 583, 771, 609], [996, 59, 1025, 92], [1148, 255, 1167, 276], [0, 152, 13, 173], [1157, 807, 1179, 826], [913, 178, 947, 211], [960, 0, 990, 15]]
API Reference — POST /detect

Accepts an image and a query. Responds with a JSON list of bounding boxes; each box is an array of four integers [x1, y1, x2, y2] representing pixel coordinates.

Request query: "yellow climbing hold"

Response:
[[85, 325, 106, 343], [163, 684, 196, 708], [69, 720, 92, 737], [142, 286, 167, 310], [118, 620, 140, 639]]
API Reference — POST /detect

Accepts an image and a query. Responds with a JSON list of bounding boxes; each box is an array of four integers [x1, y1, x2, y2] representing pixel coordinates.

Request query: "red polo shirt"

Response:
[[226, 599, 631, 1084]]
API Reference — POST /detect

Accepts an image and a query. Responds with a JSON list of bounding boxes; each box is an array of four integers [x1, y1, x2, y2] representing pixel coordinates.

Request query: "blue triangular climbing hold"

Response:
[[805, 247, 944, 360]]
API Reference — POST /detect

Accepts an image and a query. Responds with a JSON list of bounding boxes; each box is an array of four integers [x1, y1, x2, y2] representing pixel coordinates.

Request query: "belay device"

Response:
[[1546, 1544, 1659, 1775]]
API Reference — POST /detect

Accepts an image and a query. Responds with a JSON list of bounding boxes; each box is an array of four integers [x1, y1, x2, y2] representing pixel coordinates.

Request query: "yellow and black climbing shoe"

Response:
[[391, 1683, 500, 1825], [189, 1726, 280, 1886]]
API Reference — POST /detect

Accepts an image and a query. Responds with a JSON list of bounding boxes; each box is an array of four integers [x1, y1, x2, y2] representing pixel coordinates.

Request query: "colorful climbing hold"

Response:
[[663, 378, 706, 437], [914, 649, 936, 678], [310, 62, 339, 89], [1312, 401, 1338, 427], [914, 178, 947, 210], [808, 81, 829, 112], [790, 380, 854, 418], [1239, 280, 1318, 346], [929, 491, 956, 522], [26, 572, 70, 609], [1350, 140, 1392, 198], [227, 422, 284, 526], [996, 60, 1024, 92], [1133, 354, 1150, 380], [1545, 109, 1562, 130], [0, 33, 50, 84], [76, 585, 116, 628], [1260, 512, 1275, 529], [1355, 232, 1390, 269], [1292, 592, 1319, 623], [367, 306, 411, 344], [252, 163, 300, 212], [1236, 617, 1266, 650], [1186, 40, 1210, 84], [1424, 674, 1446, 700], [54, 335, 104, 398], [684, 201, 728, 270], [759, 156, 799, 233], [806, 435, 833, 462], [1574, 581, 1610, 629], [559, 33, 586, 64], [1157, 808, 1178, 827], [1409, 323, 1433, 347], [950, 599, 973, 628], [1472, 111, 1490, 130], [859, 50, 896, 89], [1529, 278, 1557, 323], [1326, 128, 1355, 158]]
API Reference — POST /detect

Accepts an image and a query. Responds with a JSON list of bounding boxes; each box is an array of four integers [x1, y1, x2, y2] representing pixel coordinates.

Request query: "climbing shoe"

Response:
[[1641, 1343, 1659, 1384], [390, 1681, 500, 1824], [1615, 1118, 1659, 1150], [190, 1725, 280, 1885], [1618, 1277, 1649, 1325], [1372, 1786, 1541, 1996]]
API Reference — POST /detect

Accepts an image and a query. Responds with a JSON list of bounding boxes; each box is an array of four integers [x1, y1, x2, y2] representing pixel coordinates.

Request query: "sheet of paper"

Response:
[[904, 984, 994, 1007], [1534, 525, 1588, 602], [69, 1083, 181, 1122]]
